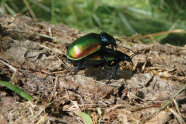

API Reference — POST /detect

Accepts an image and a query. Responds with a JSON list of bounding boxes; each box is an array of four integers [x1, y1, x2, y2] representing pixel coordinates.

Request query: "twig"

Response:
[[39, 44, 63, 54], [0, 59, 17, 81]]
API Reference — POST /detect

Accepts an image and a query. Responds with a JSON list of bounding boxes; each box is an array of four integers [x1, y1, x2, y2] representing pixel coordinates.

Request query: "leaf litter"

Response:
[[0, 15, 185, 123]]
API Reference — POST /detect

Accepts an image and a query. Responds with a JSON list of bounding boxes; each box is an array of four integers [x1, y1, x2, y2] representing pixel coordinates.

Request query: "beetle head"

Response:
[[100, 32, 116, 48], [116, 51, 134, 66]]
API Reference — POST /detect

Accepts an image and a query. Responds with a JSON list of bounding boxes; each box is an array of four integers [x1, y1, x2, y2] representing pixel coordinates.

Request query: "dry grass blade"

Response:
[[36, 113, 48, 124], [0, 59, 17, 81], [168, 108, 184, 124], [118, 11, 136, 34], [142, 84, 186, 123], [36, 33, 66, 42], [140, 29, 186, 39], [173, 99, 182, 116], [23, 0, 36, 20]]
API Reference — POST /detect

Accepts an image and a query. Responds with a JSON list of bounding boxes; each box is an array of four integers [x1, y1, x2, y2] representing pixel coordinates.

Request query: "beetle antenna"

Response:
[[120, 46, 135, 54], [127, 53, 136, 66], [116, 39, 136, 54], [130, 51, 138, 62], [116, 40, 136, 53], [130, 53, 136, 59]]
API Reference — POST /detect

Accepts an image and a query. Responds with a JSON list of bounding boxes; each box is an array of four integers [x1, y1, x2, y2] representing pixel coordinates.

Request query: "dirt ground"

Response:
[[0, 15, 185, 124]]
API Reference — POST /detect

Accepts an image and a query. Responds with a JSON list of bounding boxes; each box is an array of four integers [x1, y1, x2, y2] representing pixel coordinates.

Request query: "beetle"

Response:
[[69, 48, 135, 78], [66, 32, 117, 62]]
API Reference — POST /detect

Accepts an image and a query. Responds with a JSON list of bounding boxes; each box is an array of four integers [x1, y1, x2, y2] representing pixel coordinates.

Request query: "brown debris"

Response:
[[0, 15, 185, 123]]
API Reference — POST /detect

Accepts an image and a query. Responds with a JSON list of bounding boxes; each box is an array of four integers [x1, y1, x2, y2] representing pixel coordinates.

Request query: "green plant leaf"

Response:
[[4, 3, 16, 15], [76, 111, 93, 124], [97, 107, 102, 116], [0, 80, 33, 101]]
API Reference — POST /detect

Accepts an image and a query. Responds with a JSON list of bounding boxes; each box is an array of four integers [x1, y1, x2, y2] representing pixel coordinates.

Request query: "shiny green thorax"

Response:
[[66, 32, 116, 61]]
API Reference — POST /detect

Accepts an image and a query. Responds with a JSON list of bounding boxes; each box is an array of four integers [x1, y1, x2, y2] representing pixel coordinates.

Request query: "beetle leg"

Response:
[[75, 65, 84, 70], [109, 57, 119, 77], [107, 63, 119, 83], [111, 44, 114, 51], [107, 78, 111, 84], [75, 59, 85, 70], [66, 58, 72, 63], [114, 63, 119, 77], [111, 43, 117, 51], [65, 43, 70, 50], [102, 50, 114, 66], [103, 56, 110, 64], [129, 60, 134, 66]]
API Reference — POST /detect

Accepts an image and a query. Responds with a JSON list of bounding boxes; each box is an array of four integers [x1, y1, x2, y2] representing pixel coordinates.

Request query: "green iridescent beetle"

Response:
[[66, 32, 117, 61]]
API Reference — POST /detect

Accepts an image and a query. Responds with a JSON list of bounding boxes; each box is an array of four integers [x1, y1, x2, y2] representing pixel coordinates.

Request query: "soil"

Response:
[[0, 15, 185, 124]]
